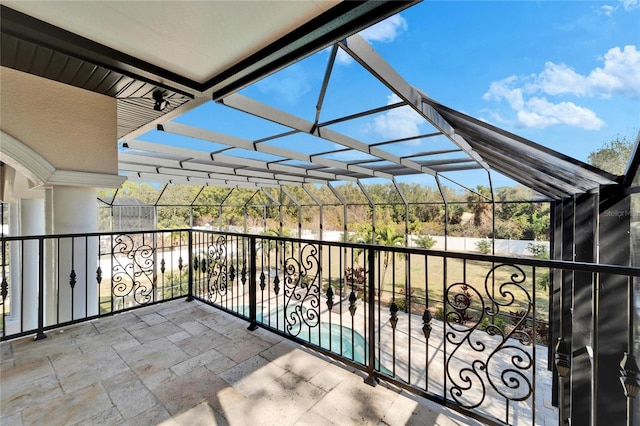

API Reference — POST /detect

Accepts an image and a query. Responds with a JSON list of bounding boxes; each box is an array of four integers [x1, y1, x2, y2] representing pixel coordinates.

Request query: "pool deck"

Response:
[[1, 299, 485, 426]]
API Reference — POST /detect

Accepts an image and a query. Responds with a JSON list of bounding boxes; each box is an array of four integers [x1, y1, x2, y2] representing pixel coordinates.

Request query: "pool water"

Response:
[[239, 304, 391, 375]]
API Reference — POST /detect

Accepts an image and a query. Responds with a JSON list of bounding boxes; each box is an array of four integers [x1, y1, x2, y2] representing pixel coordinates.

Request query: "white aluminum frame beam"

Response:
[[121, 140, 337, 185], [219, 94, 436, 177], [338, 34, 489, 170], [158, 121, 384, 180]]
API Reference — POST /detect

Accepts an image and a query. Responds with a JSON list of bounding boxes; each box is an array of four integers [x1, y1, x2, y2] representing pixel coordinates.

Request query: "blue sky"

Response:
[[139, 0, 640, 191]]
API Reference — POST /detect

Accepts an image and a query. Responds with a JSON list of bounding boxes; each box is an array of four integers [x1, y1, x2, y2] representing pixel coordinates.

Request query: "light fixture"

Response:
[[153, 90, 169, 111]]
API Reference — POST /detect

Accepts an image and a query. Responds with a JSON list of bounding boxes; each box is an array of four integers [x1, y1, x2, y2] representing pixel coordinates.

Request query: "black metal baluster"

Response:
[[70, 238, 75, 320], [266, 238, 271, 329], [365, 246, 377, 386], [35, 238, 46, 340], [187, 230, 193, 301], [443, 255, 447, 400], [349, 246, 356, 362], [1, 239, 7, 338], [327, 243, 333, 353], [424, 254, 430, 392], [21, 239, 25, 332], [407, 252, 412, 385], [377, 245, 382, 374], [339, 245, 344, 356], [532, 265, 537, 426], [110, 234, 114, 314], [85, 236, 89, 317], [248, 236, 258, 331], [390, 250, 397, 377], [241, 236, 247, 316], [159, 233, 165, 302]]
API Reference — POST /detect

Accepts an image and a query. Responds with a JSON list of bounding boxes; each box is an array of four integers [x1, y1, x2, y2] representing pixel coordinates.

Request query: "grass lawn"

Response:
[[316, 246, 550, 323]]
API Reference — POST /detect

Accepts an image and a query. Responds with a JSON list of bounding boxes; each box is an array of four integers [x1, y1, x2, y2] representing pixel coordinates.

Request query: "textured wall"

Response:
[[0, 66, 117, 175]]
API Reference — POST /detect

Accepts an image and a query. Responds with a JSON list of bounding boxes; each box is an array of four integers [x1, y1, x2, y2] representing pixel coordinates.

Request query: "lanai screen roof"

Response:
[[1, 1, 620, 201]]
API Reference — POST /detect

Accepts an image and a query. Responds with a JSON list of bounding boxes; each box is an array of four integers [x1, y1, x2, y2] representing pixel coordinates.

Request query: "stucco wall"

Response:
[[0, 66, 118, 175]]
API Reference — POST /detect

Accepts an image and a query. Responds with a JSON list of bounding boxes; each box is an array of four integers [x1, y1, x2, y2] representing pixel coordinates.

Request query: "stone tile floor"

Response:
[[0, 299, 526, 425]]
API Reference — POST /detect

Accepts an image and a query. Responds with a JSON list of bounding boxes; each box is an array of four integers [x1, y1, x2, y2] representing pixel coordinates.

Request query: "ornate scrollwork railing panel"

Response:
[[111, 234, 155, 309], [202, 234, 229, 305], [444, 264, 534, 417], [283, 242, 320, 337]]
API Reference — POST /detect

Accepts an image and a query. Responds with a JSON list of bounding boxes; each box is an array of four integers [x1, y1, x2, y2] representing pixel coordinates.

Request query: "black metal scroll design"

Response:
[[111, 234, 155, 306], [203, 235, 229, 304], [444, 264, 533, 414], [283, 243, 319, 337]]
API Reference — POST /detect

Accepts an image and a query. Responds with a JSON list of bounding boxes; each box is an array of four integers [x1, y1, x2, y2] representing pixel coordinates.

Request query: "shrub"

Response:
[[433, 305, 445, 321], [481, 315, 506, 332], [395, 297, 407, 313], [536, 271, 550, 291], [475, 239, 492, 254], [415, 235, 436, 249], [396, 287, 415, 313], [527, 242, 549, 259]]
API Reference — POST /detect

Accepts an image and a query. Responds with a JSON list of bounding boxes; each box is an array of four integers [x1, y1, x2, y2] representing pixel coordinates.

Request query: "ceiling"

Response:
[[3, 1, 341, 84], [0, 1, 622, 201]]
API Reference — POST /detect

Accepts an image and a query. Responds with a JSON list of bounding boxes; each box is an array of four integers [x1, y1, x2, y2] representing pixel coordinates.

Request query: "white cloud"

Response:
[[360, 15, 408, 43], [596, 0, 638, 15], [484, 78, 605, 130], [372, 93, 423, 139], [333, 15, 408, 66], [483, 76, 525, 109], [598, 4, 616, 15], [525, 46, 640, 98], [590, 45, 640, 97], [255, 63, 311, 103], [528, 62, 589, 96], [518, 97, 605, 130], [483, 45, 639, 130]]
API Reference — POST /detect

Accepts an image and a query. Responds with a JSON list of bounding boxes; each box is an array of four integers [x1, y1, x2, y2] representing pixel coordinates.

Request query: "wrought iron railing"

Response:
[[2, 229, 639, 425], [0, 230, 190, 340]]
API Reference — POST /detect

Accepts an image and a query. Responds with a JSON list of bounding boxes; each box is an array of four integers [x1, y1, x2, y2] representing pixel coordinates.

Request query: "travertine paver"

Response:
[[1, 299, 495, 426]]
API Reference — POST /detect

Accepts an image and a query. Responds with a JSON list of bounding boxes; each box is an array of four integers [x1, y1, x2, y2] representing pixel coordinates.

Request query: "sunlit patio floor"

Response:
[[1, 299, 486, 426]]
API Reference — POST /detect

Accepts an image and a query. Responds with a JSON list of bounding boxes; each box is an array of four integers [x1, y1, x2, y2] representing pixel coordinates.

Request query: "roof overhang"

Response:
[[1, 1, 623, 201]]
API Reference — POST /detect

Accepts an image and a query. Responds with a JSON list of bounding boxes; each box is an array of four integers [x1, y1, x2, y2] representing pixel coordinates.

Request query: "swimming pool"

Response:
[[239, 304, 391, 375]]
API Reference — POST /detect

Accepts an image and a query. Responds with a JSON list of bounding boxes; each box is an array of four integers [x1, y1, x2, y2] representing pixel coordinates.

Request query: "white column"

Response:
[[48, 186, 98, 323], [7, 199, 44, 334]]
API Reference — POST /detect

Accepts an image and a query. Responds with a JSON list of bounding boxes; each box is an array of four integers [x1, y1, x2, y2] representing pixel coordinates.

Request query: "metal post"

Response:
[[435, 175, 448, 251], [186, 231, 194, 301], [571, 193, 596, 425], [35, 237, 46, 340], [598, 190, 632, 424], [303, 185, 323, 240], [328, 183, 347, 242], [488, 171, 495, 255], [248, 236, 258, 331], [281, 188, 302, 239], [364, 247, 377, 386]]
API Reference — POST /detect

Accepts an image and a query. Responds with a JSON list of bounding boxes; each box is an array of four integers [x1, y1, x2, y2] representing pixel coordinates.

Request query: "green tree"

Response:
[[588, 135, 634, 175], [375, 225, 405, 284]]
